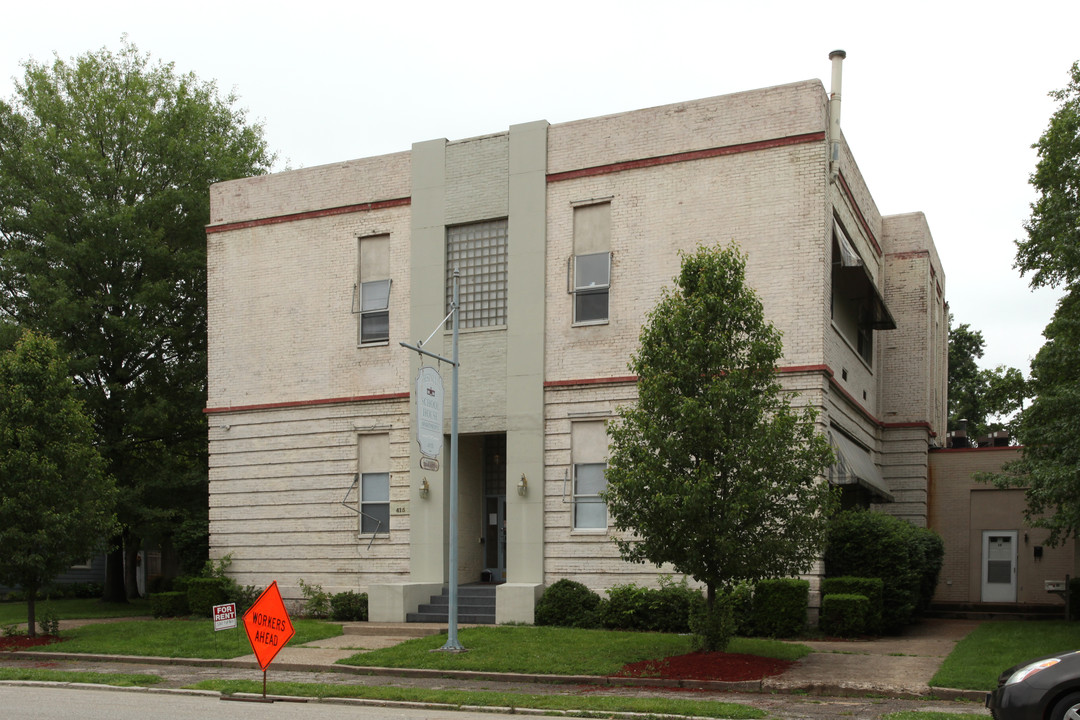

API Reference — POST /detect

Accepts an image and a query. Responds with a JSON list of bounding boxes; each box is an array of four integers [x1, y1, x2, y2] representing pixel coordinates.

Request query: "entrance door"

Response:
[[481, 435, 506, 583], [981, 531, 1017, 602], [483, 495, 506, 582]]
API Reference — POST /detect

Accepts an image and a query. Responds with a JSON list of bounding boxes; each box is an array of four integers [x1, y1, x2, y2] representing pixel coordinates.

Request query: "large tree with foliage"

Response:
[[0, 40, 274, 600], [947, 317, 1027, 439], [603, 244, 837, 651], [0, 330, 117, 635], [991, 61, 1080, 544]]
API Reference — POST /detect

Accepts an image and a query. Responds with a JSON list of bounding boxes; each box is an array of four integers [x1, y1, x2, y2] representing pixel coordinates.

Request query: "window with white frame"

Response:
[[357, 235, 390, 345], [571, 420, 608, 529], [446, 219, 508, 329], [358, 434, 390, 535], [570, 202, 611, 324]]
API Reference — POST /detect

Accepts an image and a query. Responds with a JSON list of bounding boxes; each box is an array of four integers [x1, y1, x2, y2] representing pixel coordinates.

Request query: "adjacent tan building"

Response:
[[929, 447, 1075, 607], [206, 61, 948, 622]]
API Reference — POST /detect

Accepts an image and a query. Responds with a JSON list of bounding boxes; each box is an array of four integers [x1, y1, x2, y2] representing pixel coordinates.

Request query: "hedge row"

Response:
[[824, 510, 944, 633], [534, 578, 809, 638]]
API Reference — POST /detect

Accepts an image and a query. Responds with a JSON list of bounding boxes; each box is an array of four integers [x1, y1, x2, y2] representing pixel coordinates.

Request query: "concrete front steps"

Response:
[[407, 584, 497, 624], [926, 601, 1067, 621]]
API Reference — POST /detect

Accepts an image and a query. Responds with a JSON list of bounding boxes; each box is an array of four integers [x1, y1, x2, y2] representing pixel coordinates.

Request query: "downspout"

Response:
[[828, 49, 846, 184]]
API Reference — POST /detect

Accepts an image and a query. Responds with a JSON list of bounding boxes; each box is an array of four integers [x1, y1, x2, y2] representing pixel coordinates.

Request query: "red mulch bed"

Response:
[[616, 651, 794, 682], [0, 635, 63, 651]]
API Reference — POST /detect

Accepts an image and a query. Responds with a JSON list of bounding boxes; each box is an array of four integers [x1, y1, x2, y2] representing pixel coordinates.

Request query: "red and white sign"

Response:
[[242, 582, 296, 670], [213, 602, 237, 631]]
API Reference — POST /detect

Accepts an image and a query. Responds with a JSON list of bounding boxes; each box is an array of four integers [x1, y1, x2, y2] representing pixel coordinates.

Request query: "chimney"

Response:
[[828, 50, 846, 183]]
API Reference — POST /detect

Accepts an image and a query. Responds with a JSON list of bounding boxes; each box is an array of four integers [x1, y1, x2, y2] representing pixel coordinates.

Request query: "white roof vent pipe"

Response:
[[828, 49, 846, 184]]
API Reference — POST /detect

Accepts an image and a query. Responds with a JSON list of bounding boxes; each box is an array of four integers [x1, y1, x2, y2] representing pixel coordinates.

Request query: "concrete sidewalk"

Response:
[[5, 617, 984, 700]]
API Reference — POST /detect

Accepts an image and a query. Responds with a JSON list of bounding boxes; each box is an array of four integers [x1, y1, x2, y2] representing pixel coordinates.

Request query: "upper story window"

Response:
[[570, 201, 611, 325], [446, 219, 508, 329], [830, 220, 895, 366], [356, 235, 390, 345]]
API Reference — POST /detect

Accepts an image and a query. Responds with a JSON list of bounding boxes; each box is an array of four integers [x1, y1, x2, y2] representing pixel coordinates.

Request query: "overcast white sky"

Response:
[[3, 0, 1077, 374]]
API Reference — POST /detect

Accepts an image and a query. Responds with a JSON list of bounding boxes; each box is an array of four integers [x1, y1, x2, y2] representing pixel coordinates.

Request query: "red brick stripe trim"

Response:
[[546, 132, 826, 183], [205, 197, 412, 234], [543, 376, 638, 388], [204, 392, 410, 414]]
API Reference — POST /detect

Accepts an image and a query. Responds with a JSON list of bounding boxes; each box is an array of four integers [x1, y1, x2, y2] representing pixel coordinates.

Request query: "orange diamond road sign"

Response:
[[242, 581, 295, 670]]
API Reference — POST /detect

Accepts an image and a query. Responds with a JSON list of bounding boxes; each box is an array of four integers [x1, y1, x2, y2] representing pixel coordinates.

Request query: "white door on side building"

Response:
[[981, 531, 1017, 603]]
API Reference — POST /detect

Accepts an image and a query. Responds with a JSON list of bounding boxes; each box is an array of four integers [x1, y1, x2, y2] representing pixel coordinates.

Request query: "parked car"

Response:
[[986, 650, 1080, 720]]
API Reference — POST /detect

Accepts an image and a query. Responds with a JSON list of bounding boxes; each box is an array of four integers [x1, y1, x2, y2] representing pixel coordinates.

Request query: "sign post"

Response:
[[400, 270, 464, 651], [240, 581, 296, 700]]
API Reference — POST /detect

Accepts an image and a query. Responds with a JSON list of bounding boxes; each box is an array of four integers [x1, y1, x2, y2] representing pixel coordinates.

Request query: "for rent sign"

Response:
[[213, 602, 237, 631], [242, 581, 296, 670]]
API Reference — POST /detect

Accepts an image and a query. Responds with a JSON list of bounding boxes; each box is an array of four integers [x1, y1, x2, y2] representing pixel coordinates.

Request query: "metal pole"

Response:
[[441, 269, 464, 651]]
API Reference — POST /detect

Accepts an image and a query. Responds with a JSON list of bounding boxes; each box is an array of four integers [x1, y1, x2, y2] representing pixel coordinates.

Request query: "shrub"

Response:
[[597, 584, 652, 631], [37, 607, 59, 636], [228, 583, 261, 615], [690, 593, 737, 651], [149, 591, 189, 618], [819, 594, 869, 638], [534, 579, 601, 628], [330, 591, 368, 621], [911, 529, 945, 615], [186, 577, 230, 617], [729, 581, 755, 637], [825, 510, 944, 633], [821, 577, 884, 635], [298, 579, 331, 618], [751, 579, 808, 638]]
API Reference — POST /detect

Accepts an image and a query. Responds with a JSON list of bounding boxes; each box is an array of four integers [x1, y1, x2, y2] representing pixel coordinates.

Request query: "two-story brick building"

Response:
[[205, 56, 948, 622]]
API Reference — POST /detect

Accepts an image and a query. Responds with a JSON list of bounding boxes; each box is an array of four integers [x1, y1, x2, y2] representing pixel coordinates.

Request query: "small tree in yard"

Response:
[[0, 330, 117, 636], [604, 244, 837, 651]]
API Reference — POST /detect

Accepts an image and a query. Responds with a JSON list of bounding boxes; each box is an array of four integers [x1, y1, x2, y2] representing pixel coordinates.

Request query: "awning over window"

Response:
[[828, 430, 894, 502], [833, 221, 897, 331]]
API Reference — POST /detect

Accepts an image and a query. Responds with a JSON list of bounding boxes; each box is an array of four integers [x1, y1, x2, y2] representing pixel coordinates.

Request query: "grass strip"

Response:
[[339, 626, 810, 676], [20, 618, 342, 659], [193, 678, 766, 718], [931, 621, 1080, 691], [0, 598, 151, 624], [0, 667, 162, 686]]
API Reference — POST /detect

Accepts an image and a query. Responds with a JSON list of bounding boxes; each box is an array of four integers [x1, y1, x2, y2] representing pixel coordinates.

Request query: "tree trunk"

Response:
[[26, 586, 37, 638], [124, 530, 141, 599], [102, 538, 128, 603]]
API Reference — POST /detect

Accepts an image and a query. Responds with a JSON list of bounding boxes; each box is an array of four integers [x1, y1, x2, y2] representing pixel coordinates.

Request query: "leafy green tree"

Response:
[[1015, 61, 1080, 290], [0, 40, 274, 600], [947, 318, 987, 433], [0, 330, 117, 636], [993, 288, 1080, 544], [991, 61, 1080, 544], [603, 244, 837, 651], [947, 316, 1028, 440]]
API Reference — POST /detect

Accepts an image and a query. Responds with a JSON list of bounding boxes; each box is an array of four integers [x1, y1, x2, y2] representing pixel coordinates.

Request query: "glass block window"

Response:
[[446, 219, 508, 329]]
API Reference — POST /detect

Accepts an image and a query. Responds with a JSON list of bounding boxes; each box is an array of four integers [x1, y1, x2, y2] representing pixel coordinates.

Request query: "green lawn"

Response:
[[932, 621, 1080, 690], [20, 618, 341, 659], [0, 597, 151, 625], [192, 678, 766, 718], [338, 625, 810, 676]]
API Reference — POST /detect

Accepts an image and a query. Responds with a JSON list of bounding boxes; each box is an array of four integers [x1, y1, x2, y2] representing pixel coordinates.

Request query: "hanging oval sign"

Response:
[[416, 366, 444, 459]]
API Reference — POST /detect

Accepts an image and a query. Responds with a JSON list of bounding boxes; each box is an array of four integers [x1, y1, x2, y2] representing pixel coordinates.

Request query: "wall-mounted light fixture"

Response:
[[419, 478, 430, 499], [517, 473, 528, 496]]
